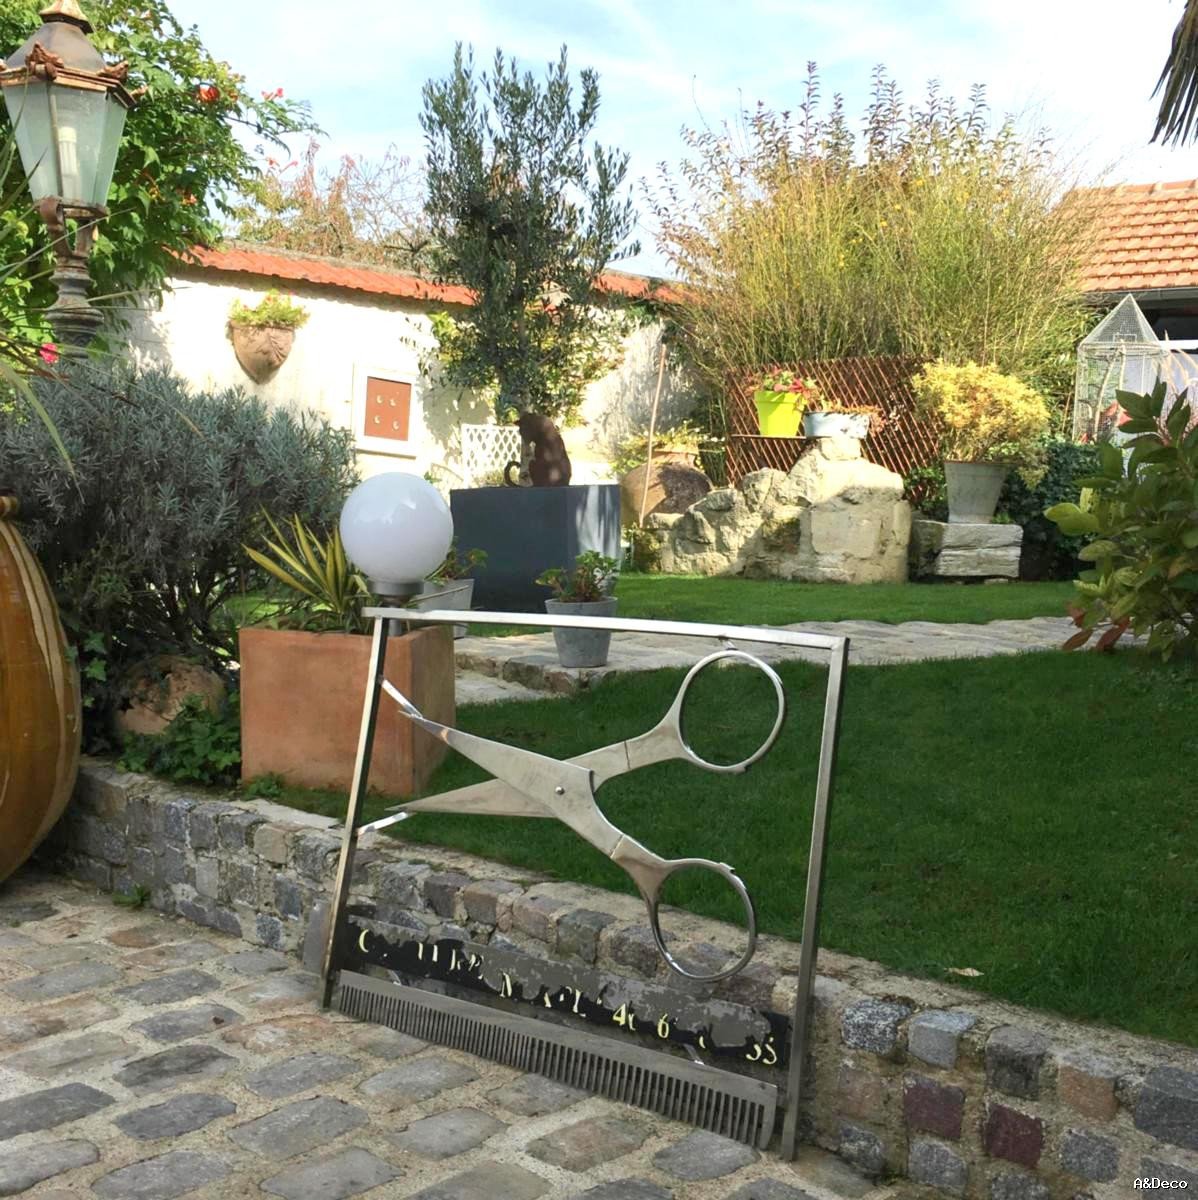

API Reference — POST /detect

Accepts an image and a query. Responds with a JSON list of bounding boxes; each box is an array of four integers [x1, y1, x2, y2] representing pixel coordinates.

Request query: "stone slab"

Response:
[[526, 1115, 648, 1172], [409, 1162, 550, 1200], [115, 1093, 237, 1140], [2, 1031, 135, 1077], [246, 1051, 358, 1098], [260, 1147, 401, 1200], [227, 1096, 369, 1160], [489, 1073, 586, 1116], [358, 1058, 478, 1107], [113, 1044, 237, 1093], [0, 1082, 114, 1140], [132, 1003, 241, 1043], [91, 1149, 229, 1199], [5, 961, 121, 1001], [0, 1139, 97, 1195], [389, 1108, 506, 1159], [653, 1130, 759, 1181]]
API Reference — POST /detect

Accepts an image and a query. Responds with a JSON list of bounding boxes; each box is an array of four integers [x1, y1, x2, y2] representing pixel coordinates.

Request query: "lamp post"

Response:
[[0, 0, 134, 347]]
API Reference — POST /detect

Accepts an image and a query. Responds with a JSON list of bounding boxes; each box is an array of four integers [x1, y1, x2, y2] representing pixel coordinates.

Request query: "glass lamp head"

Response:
[[339, 472, 453, 599]]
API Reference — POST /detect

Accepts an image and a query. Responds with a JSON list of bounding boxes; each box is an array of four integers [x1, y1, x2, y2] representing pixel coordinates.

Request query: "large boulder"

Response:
[[647, 437, 911, 583]]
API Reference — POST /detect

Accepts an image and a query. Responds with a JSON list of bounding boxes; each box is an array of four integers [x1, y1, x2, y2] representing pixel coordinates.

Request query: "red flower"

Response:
[[261, 87, 284, 100], [38, 342, 59, 365], [197, 84, 219, 104]]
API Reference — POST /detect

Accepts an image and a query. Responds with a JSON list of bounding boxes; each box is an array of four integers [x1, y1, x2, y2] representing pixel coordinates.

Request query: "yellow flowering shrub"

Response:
[[911, 361, 1050, 463]]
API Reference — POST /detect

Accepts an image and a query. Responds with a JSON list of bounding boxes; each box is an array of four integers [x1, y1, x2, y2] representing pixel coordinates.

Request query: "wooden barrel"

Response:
[[0, 494, 81, 883]]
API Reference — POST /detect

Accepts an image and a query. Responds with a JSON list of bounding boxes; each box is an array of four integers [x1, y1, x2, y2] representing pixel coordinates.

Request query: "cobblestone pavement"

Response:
[[454, 616, 1092, 701], [0, 873, 903, 1200]]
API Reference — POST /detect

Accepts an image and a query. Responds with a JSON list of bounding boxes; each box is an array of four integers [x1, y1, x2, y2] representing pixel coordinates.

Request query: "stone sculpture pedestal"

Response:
[[909, 518, 1022, 579]]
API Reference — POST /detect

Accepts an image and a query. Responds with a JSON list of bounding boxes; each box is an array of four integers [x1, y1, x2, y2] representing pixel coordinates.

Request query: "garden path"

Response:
[[0, 872, 891, 1200], [454, 615, 1088, 702]]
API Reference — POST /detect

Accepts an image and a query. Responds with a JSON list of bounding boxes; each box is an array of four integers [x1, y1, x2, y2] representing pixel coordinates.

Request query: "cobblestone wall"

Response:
[[42, 761, 1198, 1198]]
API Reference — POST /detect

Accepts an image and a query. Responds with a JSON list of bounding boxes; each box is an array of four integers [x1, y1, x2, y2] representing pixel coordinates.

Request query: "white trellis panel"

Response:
[[461, 423, 521, 486]]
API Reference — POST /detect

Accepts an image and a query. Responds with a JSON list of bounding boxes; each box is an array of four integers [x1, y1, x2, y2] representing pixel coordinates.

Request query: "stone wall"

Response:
[[646, 438, 912, 583], [40, 761, 1198, 1197]]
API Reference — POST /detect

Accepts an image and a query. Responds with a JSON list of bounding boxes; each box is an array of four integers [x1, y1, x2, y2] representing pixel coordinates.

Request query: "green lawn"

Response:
[[609, 575, 1076, 625], [276, 649, 1198, 1046]]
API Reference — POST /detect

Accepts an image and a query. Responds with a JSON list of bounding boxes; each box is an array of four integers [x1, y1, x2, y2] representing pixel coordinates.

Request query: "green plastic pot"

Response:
[[752, 389, 803, 437]]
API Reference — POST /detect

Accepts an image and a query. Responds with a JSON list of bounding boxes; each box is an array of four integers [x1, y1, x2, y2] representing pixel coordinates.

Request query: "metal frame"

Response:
[[321, 606, 849, 1160]]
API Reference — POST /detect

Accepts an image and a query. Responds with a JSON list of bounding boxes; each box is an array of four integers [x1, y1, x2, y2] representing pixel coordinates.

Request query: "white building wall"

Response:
[[121, 271, 696, 488]]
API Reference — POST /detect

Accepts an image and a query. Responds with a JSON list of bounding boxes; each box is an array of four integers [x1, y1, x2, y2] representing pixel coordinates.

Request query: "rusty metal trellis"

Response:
[[725, 356, 940, 486]]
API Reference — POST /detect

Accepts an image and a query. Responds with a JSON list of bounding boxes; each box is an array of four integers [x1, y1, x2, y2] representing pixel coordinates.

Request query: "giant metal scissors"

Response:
[[367, 648, 787, 983]]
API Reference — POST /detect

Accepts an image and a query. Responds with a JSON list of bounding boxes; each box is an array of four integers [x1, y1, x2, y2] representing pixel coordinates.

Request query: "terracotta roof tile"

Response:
[[178, 243, 680, 306], [1078, 179, 1198, 291]]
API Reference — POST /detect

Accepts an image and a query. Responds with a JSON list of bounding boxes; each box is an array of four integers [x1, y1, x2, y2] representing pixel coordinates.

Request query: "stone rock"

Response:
[[983, 1104, 1044, 1169], [358, 1057, 478, 1107], [222, 948, 289, 975], [838, 1123, 887, 1177], [620, 457, 711, 526], [910, 518, 1021, 579], [113, 655, 227, 738], [116, 968, 219, 1006], [3, 1031, 135, 1076], [0, 1082, 114, 1139], [903, 1075, 965, 1139], [132, 1003, 240, 1043], [407, 1162, 549, 1200], [246, 1051, 358, 1098], [389, 1108, 506, 1158], [489, 1073, 586, 1116], [985, 1026, 1049, 1099], [91, 1149, 228, 1199], [842, 998, 911, 1054], [573, 1182, 673, 1200], [908, 1138, 967, 1195], [527, 1116, 648, 1171], [227, 1097, 368, 1159], [1059, 1128, 1119, 1181], [5, 960, 121, 1001], [462, 879, 522, 925], [1056, 1049, 1119, 1121], [650, 440, 909, 583], [1141, 1157, 1198, 1189], [0, 1138, 97, 1194], [652, 1130, 758, 1181], [725, 1182, 817, 1200], [1134, 1065, 1198, 1151], [908, 1010, 978, 1069], [990, 1172, 1050, 1200], [557, 908, 618, 963], [113, 1044, 236, 1093], [352, 1025, 427, 1060], [260, 1147, 401, 1200], [115, 1093, 236, 1140]]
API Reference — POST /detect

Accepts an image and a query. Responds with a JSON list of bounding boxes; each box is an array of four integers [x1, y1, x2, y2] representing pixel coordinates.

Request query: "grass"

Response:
[[275, 648, 1198, 1047], [606, 575, 1076, 627]]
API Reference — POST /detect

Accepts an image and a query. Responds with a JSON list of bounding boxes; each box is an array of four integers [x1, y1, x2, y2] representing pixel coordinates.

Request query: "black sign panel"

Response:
[[343, 918, 789, 1071]]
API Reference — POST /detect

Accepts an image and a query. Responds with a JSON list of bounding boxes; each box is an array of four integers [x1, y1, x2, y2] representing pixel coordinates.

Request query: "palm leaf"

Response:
[[1154, 0, 1198, 145]]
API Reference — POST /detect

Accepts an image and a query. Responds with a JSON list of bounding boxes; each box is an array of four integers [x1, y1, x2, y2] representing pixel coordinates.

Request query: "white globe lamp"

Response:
[[340, 472, 454, 599]]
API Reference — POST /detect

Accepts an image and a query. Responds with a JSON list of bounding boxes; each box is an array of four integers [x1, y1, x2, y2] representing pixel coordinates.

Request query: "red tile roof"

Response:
[[1078, 179, 1198, 293], [181, 243, 678, 305]]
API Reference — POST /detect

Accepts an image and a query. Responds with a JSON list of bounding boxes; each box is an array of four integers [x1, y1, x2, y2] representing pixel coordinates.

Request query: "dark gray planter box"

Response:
[[449, 484, 621, 611]]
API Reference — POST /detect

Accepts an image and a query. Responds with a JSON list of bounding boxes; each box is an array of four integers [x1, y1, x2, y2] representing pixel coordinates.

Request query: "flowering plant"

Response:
[[757, 370, 823, 406], [911, 361, 1049, 464], [228, 290, 310, 330]]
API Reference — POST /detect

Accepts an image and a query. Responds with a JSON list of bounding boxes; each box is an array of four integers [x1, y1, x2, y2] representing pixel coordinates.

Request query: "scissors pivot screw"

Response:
[[554, 786, 565, 795]]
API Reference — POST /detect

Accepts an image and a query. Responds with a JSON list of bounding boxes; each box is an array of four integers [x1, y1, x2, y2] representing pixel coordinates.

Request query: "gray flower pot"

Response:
[[945, 460, 1010, 524], [409, 579, 474, 638], [545, 597, 618, 668], [801, 411, 870, 439]]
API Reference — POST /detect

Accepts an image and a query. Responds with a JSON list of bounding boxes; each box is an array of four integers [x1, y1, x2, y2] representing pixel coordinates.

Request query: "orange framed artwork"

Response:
[[352, 366, 419, 457]]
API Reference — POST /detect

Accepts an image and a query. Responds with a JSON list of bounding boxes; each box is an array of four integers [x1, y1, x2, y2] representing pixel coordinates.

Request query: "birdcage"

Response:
[[1073, 295, 1166, 441]]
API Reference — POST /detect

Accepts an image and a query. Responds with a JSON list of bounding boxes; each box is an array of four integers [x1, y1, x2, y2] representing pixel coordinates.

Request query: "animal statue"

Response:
[[504, 412, 572, 487]]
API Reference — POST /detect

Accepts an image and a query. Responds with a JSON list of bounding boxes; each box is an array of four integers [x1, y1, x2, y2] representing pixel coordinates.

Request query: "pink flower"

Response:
[[38, 343, 58, 365]]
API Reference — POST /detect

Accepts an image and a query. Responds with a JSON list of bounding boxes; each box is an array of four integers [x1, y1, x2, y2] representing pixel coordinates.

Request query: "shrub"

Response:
[[911, 361, 1051, 463], [997, 438, 1100, 579], [1046, 382, 1198, 659], [650, 67, 1099, 410], [118, 694, 241, 787], [0, 361, 358, 740], [228, 290, 310, 330], [536, 551, 619, 602]]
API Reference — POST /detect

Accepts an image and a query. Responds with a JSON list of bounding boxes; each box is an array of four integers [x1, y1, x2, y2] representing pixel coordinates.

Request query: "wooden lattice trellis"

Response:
[[725, 356, 939, 485]]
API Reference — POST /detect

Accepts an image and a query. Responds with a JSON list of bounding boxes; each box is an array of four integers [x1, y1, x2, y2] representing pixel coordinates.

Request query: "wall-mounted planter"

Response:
[[230, 324, 296, 383]]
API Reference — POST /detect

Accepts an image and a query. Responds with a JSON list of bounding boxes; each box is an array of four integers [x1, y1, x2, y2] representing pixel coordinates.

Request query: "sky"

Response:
[[169, 0, 1198, 276]]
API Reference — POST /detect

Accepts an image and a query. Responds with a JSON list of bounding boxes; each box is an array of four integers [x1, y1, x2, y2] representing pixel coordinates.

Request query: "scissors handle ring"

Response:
[[645, 858, 758, 983], [674, 649, 786, 775]]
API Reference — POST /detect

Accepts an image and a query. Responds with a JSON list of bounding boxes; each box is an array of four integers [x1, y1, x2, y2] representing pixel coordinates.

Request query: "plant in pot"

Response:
[[801, 399, 884, 441], [228, 290, 309, 383], [752, 370, 822, 437], [911, 360, 1050, 523], [536, 551, 619, 668], [409, 541, 488, 637], [239, 499, 455, 796]]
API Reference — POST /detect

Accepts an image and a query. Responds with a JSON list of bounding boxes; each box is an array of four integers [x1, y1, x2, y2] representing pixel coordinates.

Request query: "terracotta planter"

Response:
[[0, 495, 81, 883], [230, 323, 296, 383], [239, 624, 454, 797]]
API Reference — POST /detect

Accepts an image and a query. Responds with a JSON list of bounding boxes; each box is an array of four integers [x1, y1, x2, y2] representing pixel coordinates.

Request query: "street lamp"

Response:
[[0, 0, 134, 347]]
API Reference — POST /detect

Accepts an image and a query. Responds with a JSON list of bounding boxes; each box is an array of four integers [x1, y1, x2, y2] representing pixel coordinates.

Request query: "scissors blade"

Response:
[[390, 742, 633, 818]]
